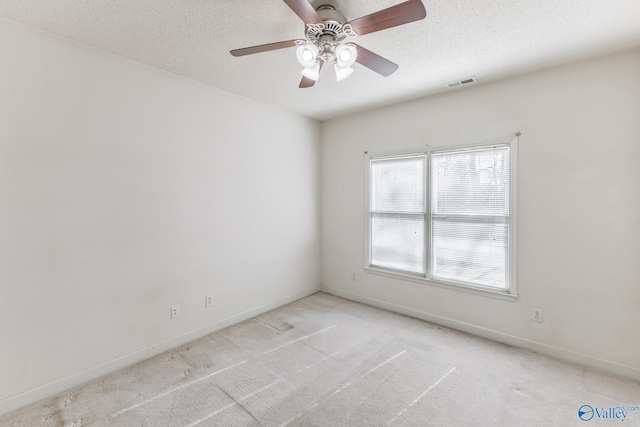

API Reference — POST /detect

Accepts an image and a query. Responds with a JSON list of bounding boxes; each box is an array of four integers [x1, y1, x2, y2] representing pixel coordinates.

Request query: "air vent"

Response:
[[447, 77, 478, 89]]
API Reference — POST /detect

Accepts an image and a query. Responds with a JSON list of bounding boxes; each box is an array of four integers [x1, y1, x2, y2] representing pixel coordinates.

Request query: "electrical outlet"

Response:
[[351, 271, 357, 281], [532, 307, 543, 323], [171, 305, 180, 319], [205, 295, 213, 308]]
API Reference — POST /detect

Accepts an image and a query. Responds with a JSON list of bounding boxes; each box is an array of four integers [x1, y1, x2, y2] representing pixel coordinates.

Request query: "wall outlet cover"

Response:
[[171, 305, 180, 319], [532, 307, 543, 323]]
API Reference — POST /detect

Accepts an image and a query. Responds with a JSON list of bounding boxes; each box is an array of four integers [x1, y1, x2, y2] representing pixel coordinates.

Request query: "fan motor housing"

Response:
[[305, 5, 349, 42]]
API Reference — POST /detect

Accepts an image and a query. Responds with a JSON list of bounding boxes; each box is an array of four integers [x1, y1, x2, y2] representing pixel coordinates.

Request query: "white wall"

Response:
[[0, 18, 320, 414], [322, 49, 640, 379]]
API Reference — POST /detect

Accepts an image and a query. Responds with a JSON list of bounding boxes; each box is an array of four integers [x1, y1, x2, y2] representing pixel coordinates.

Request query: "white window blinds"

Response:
[[370, 155, 427, 275], [431, 146, 510, 289], [367, 141, 514, 293]]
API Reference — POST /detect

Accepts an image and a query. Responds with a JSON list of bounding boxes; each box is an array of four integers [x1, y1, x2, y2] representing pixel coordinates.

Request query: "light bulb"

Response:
[[296, 44, 319, 68], [335, 44, 357, 68]]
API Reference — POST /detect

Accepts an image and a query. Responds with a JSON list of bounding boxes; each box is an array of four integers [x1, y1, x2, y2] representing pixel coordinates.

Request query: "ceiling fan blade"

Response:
[[346, 0, 426, 37], [283, 0, 323, 24], [299, 60, 324, 88], [230, 40, 299, 57], [354, 44, 399, 77], [299, 76, 316, 88]]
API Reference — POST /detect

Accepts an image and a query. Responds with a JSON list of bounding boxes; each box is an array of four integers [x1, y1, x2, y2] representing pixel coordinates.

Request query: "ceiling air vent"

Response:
[[447, 77, 478, 89]]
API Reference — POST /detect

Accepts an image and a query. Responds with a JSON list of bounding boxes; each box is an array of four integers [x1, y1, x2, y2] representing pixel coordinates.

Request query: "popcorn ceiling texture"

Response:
[[2, 293, 639, 426], [1, 0, 640, 120]]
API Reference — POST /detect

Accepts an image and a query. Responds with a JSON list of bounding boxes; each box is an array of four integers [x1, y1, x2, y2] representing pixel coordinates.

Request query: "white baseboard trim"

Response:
[[324, 286, 640, 382], [0, 286, 321, 416]]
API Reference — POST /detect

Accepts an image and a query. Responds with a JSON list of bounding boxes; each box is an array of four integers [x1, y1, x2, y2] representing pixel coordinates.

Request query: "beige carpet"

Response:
[[2, 292, 639, 426]]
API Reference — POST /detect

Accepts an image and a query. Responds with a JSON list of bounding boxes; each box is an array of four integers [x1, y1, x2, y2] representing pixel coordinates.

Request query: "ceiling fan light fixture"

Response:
[[296, 43, 319, 68], [301, 61, 321, 81], [334, 64, 354, 82], [335, 44, 357, 68]]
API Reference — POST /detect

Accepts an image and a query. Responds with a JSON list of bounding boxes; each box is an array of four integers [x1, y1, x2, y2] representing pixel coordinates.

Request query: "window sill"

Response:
[[363, 267, 518, 302]]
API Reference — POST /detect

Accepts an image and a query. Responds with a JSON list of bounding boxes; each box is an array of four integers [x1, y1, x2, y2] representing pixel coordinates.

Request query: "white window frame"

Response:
[[364, 136, 518, 301]]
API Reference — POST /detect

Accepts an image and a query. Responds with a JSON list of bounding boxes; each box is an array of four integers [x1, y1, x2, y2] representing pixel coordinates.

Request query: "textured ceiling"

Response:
[[1, 0, 640, 120]]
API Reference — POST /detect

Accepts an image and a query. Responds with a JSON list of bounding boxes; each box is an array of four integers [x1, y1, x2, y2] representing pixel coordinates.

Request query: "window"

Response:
[[370, 154, 427, 275], [366, 138, 517, 297]]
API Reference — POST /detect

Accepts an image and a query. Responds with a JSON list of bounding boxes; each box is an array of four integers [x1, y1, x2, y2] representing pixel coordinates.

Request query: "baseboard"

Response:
[[324, 286, 640, 382], [0, 286, 321, 416]]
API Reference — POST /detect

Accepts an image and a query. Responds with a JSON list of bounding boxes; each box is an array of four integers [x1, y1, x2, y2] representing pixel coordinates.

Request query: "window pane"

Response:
[[432, 147, 509, 216], [432, 218, 508, 288], [371, 213, 425, 275], [371, 156, 426, 213]]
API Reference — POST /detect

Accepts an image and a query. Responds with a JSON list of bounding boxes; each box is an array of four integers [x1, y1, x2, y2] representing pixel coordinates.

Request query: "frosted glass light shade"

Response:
[[334, 64, 354, 81], [301, 61, 321, 81], [296, 44, 319, 68], [335, 44, 357, 68]]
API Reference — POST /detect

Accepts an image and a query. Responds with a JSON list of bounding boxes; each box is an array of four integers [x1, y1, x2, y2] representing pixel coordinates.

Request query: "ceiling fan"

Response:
[[230, 0, 427, 88]]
